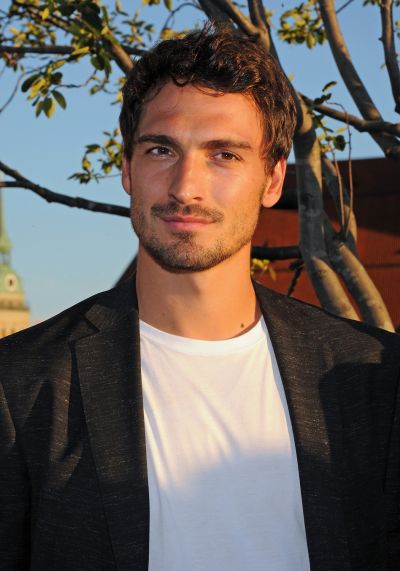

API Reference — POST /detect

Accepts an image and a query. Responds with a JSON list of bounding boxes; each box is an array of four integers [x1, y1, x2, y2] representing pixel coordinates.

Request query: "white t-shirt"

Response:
[[140, 317, 310, 571]]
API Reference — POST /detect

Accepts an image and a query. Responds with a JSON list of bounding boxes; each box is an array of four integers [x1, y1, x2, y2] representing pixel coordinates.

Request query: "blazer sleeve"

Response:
[[386, 366, 400, 570], [0, 379, 31, 569]]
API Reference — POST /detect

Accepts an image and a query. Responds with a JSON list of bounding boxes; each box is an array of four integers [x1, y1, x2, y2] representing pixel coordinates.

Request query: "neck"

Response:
[[135, 245, 260, 340]]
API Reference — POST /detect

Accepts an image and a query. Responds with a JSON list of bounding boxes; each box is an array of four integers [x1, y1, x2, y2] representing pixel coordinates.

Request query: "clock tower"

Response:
[[0, 189, 30, 338]]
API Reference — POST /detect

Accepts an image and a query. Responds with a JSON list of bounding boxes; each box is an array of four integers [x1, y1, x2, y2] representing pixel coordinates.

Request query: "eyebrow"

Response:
[[135, 134, 253, 152]]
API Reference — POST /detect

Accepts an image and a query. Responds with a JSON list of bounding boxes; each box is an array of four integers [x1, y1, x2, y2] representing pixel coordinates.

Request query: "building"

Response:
[[253, 157, 400, 331], [0, 189, 30, 338]]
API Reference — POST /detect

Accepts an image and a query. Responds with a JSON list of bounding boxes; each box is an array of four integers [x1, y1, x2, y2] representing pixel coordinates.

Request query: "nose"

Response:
[[168, 153, 204, 204]]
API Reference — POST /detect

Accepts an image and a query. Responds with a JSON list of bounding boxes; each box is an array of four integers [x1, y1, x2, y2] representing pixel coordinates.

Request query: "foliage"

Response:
[[70, 128, 123, 183], [306, 81, 348, 153], [2, 0, 155, 118], [278, 0, 325, 49], [0, 0, 397, 182], [250, 258, 276, 281]]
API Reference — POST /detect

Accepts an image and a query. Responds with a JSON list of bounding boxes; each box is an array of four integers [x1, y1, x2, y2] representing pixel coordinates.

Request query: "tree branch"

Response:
[[0, 161, 129, 217], [317, 0, 400, 157], [212, 0, 259, 37], [247, 0, 268, 32], [302, 93, 400, 137], [197, 0, 230, 21], [380, 0, 400, 114], [107, 42, 134, 74], [321, 154, 357, 252], [0, 69, 28, 113], [246, 0, 281, 58], [293, 97, 358, 320], [4, 2, 136, 74], [324, 221, 394, 331], [0, 43, 144, 57], [251, 245, 301, 260]]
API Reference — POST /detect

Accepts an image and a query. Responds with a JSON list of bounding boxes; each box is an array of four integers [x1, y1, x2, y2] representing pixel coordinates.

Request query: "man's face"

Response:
[[122, 82, 285, 272]]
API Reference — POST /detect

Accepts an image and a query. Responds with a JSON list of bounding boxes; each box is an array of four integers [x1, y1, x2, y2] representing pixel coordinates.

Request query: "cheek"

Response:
[[131, 161, 171, 201], [214, 171, 265, 211]]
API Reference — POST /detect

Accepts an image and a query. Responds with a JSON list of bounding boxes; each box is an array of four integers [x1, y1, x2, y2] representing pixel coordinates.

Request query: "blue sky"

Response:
[[1, 0, 398, 322]]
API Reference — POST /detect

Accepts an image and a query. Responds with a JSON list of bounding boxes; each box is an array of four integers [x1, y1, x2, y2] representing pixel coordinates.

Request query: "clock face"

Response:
[[4, 273, 17, 292]]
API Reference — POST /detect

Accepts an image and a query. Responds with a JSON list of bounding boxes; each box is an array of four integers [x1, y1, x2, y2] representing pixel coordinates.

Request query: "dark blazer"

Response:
[[1, 278, 400, 571]]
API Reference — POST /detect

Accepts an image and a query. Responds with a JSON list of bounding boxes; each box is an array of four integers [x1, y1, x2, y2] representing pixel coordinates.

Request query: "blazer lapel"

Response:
[[255, 283, 351, 570], [70, 280, 149, 570]]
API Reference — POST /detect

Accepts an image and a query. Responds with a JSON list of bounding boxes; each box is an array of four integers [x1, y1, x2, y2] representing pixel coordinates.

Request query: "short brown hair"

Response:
[[120, 24, 297, 167]]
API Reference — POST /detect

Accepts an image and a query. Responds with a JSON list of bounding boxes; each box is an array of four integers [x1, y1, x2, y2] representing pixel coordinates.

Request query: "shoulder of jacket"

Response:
[[0, 283, 123, 351], [254, 281, 400, 351]]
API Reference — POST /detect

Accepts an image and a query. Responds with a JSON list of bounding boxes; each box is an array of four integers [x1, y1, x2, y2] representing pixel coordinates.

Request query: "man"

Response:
[[1, 24, 399, 571]]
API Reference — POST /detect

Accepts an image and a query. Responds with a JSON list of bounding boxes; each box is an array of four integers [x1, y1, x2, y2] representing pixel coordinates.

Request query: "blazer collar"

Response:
[[72, 278, 350, 570]]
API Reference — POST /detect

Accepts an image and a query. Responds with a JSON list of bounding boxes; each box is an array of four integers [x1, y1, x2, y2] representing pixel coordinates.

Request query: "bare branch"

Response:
[[251, 245, 301, 260], [247, 0, 268, 31], [0, 70, 26, 113], [336, 0, 355, 14], [0, 44, 145, 57], [163, 2, 202, 29], [197, 0, 230, 21], [0, 161, 129, 218], [212, 0, 259, 37], [321, 154, 357, 251], [246, 0, 281, 58], [317, 0, 400, 157], [293, 97, 358, 320], [324, 222, 395, 331], [302, 94, 400, 137], [380, 0, 400, 114]]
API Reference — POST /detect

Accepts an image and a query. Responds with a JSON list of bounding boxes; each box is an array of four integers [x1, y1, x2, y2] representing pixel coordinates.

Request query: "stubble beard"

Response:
[[131, 201, 258, 274]]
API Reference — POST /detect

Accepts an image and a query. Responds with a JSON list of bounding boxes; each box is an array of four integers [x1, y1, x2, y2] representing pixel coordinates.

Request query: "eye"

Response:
[[146, 146, 173, 157], [215, 151, 240, 162]]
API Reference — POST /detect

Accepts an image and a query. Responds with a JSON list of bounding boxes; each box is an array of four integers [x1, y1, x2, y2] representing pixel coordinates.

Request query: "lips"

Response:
[[161, 216, 213, 230]]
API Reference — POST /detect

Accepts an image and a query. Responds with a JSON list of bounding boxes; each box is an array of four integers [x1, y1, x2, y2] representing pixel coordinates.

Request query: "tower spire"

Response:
[[0, 188, 12, 264]]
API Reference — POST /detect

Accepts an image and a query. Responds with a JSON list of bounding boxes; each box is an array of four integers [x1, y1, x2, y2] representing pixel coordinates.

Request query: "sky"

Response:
[[0, 0, 398, 323]]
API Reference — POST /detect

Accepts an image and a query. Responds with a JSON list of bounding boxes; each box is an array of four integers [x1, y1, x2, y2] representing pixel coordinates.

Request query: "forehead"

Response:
[[136, 82, 264, 148]]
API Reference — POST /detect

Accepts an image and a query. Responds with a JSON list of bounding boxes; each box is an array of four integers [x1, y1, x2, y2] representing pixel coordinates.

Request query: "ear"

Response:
[[261, 158, 286, 208], [121, 157, 132, 196]]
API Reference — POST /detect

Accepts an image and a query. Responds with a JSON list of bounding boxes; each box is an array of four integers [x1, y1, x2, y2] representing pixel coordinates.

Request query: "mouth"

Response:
[[160, 216, 214, 231]]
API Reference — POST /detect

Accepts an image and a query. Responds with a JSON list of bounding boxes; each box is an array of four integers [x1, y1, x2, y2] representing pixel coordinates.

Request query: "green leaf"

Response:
[[30, 78, 46, 98], [40, 7, 50, 20], [43, 97, 56, 118], [21, 74, 40, 93], [35, 101, 43, 117], [313, 94, 330, 105], [53, 91, 67, 109], [80, 6, 103, 31], [91, 55, 104, 70], [333, 135, 346, 151], [50, 60, 66, 70], [164, 0, 173, 10], [82, 157, 92, 171], [306, 32, 315, 48], [59, 3, 76, 17], [50, 72, 63, 85], [322, 80, 337, 93], [71, 46, 90, 57], [86, 144, 101, 152]]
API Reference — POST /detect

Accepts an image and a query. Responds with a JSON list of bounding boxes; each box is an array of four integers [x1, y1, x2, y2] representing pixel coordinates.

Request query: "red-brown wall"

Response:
[[253, 158, 400, 330]]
